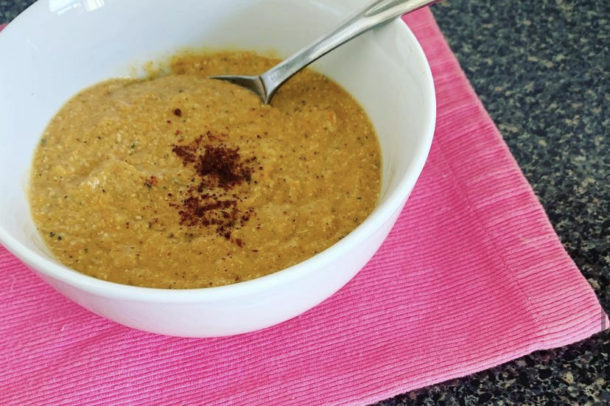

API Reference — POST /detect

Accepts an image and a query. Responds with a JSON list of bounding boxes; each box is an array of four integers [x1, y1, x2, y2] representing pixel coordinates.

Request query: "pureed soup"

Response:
[[29, 51, 381, 289]]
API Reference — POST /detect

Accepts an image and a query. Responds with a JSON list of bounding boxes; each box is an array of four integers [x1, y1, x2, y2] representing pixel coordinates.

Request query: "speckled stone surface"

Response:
[[2, 0, 608, 404]]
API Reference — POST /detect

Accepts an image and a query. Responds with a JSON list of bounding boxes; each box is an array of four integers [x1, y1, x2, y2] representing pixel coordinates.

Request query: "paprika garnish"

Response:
[[171, 133, 257, 245]]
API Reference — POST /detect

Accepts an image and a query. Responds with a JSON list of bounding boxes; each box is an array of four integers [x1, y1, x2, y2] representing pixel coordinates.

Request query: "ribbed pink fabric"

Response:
[[0, 10, 606, 405]]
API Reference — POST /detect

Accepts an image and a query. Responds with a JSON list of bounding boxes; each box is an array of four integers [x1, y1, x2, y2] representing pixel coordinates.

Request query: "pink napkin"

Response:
[[0, 10, 606, 405]]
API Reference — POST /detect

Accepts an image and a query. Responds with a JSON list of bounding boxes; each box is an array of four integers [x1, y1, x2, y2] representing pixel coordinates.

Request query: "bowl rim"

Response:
[[0, 10, 436, 303]]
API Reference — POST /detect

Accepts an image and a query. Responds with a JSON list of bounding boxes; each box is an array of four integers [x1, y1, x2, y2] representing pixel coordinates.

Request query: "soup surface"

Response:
[[29, 51, 381, 288]]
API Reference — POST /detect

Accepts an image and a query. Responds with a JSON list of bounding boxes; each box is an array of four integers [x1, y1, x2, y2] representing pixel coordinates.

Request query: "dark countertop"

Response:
[[2, 0, 608, 404]]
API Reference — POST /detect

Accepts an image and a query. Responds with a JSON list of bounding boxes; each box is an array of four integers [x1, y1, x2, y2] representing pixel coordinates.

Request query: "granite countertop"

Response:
[[2, 0, 608, 404]]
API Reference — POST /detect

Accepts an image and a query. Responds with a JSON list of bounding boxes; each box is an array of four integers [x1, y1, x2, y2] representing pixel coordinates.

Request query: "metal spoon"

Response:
[[211, 0, 437, 104]]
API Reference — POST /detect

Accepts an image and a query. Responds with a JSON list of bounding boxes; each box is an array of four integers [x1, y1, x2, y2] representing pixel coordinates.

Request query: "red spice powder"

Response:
[[195, 145, 253, 188], [170, 132, 258, 245]]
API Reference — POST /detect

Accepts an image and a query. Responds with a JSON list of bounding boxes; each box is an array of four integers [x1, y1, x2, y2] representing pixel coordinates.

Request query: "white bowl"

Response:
[[0, 0, 435, 337]]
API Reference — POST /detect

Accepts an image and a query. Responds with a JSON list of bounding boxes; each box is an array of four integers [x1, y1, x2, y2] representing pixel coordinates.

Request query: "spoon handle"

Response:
[[259, 0, 438, 102]]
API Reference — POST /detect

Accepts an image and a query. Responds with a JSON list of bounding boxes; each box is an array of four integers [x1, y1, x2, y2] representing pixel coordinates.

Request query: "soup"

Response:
[[29, 51, 381, 288]]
